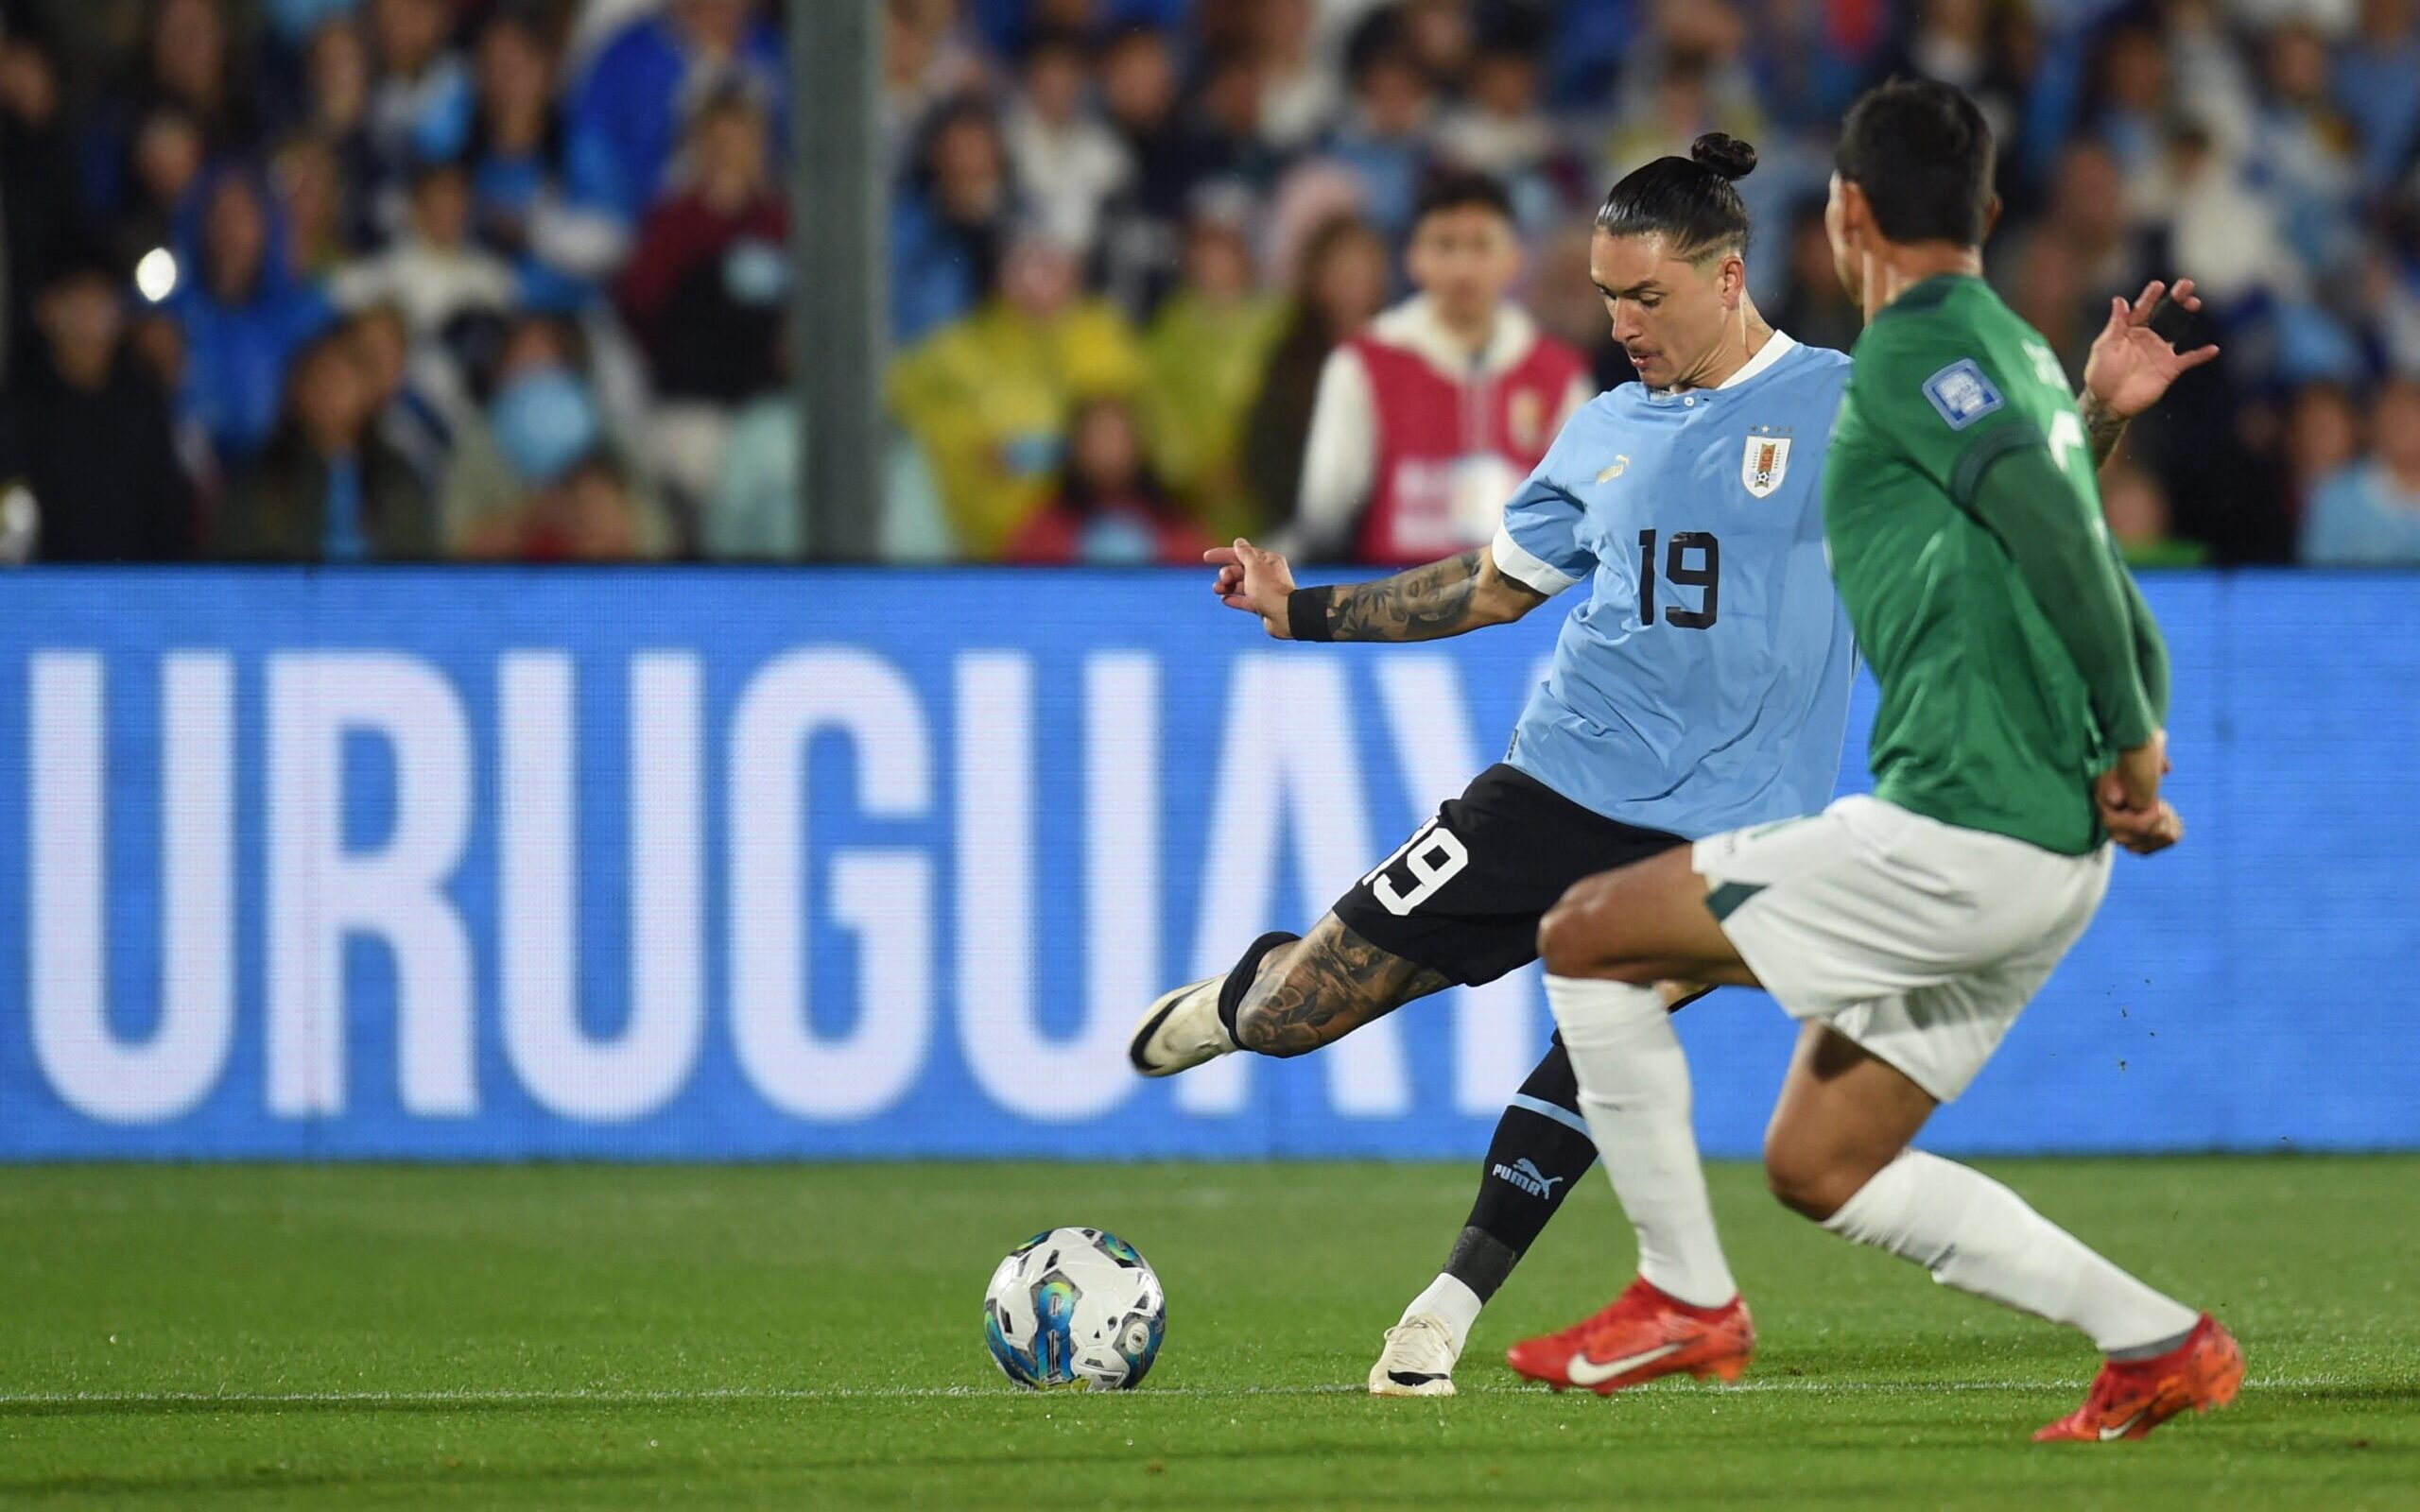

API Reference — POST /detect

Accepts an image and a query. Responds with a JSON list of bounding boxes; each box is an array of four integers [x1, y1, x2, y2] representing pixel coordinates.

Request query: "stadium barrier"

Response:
[[2, 568, 2413, 1160]]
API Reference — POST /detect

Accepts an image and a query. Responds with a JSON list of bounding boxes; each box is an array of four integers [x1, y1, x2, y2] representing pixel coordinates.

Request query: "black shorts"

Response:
[[1331, 764, 1686, 987]]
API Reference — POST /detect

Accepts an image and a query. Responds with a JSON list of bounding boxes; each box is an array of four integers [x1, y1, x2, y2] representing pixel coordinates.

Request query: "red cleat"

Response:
[[2033, 1314, 2244, 1443], [1506, 1277, 1754, 1394]]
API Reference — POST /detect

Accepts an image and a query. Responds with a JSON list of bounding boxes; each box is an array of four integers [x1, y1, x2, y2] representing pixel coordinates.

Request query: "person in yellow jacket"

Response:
[[888, 228, 1149, 558], [1143, 211, 1287, 541]]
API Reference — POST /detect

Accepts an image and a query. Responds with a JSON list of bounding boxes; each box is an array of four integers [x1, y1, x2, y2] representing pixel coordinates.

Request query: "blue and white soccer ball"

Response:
[[983, 1227, 1166, 1390]]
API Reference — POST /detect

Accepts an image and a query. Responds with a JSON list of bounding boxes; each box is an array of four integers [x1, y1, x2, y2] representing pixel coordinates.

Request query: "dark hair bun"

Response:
[[1690, 133, 1758, 181]]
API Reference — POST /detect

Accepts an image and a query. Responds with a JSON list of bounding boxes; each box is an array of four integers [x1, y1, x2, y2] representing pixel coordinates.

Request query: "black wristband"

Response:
[[1287, 585, 1337, 643]]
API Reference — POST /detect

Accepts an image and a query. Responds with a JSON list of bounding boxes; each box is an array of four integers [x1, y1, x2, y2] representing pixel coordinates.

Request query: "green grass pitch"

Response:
[[3, 1158, 2416, 1509]]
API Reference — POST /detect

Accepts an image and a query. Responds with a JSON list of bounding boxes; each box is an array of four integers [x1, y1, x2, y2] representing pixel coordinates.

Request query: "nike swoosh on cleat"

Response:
[[1565, 1343, 1683, 1387], [1387, 1371, 1445, 1387], [2099, 1409, 2149, 1441]]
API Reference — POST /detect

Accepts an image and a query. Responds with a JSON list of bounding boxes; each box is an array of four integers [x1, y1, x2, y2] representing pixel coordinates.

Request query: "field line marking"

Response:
[[0, 1374, 2356, 1410]]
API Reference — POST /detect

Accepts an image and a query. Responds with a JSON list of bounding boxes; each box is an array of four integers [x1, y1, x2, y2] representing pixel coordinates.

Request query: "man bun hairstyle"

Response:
[[1834, 78, 1996, 248], [1595, 132, 1757, 261]]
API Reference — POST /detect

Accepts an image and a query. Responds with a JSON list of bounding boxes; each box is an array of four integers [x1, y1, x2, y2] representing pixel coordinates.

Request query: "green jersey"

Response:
[[1824, 275, 2168, 855]]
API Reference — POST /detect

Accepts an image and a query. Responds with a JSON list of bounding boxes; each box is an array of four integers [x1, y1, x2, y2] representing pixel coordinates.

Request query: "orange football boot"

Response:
[[1506, 1277, 1754, 1394], [2033, 1314, 2244, 1442]]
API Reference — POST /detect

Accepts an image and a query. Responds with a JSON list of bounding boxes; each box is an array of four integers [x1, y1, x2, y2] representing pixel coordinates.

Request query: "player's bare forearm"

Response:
[[1322, 547, 1547, 642], [1231, 914, 1452, 1056], [2081, 391, 2130, 471]]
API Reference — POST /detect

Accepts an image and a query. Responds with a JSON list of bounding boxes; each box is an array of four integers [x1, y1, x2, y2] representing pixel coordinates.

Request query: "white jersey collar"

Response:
[[1715, 328, 1797, 389]]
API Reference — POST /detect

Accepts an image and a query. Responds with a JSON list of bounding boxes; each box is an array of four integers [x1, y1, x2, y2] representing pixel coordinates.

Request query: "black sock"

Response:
[[1443, 1033, 1599, 1302], [1216, 931, 1301, 1041]]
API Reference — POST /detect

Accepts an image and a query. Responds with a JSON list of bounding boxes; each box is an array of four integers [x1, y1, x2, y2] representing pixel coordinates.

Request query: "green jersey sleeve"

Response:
[[1965, 446, 2157, 749]]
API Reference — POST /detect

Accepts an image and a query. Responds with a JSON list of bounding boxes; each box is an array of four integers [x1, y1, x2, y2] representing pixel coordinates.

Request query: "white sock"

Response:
[[1400, 1273, 1482, 1352], [1544, 973, 1738, 1309], [1822, 1149, 2201, 1354]]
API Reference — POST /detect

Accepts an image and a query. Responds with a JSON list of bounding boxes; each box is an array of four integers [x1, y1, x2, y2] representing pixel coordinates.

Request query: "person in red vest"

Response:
[[1285, 171, 1591, 564]]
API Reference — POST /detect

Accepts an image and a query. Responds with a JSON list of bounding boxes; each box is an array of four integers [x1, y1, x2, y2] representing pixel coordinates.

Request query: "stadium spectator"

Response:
[[2283, 381, 2366, 517], [136, 0, 258, 155], [2303, 377, 2420, 562], [1246, 0, 1339, 154], [888, 226, 1148, 556], [1397, 0, 1475, 92], [332, 159, 518, 346], [2099, 458, 2209, 567], [1771, 198, 1864, 359], [890, 94, 1013, 343], [1605, 4, 1766, 172], [1004, 394, 1210, 564], [1434, 15, 1563, 231], [565, 0, 785, 227], [1240, 213, 1388, 537], [346, 302, 453, 493], [2147, 118, 2304, 307], [290, 19, 384, 243], [213, 327, 435, 559], [516, 455, 657, 560], [882, 0, 993, 178], [1091, 26, 1193, 316], [1188, 47, 1284, 194], [2085, 22, 2169, 177], [617, 84, 787, 512], [0, 21, 84, 385], [2042, 141, 2138, 306], [452, 308, 670, 558], [1282, 174, 1586, 565], [1143, 206, 1286, 540], [99, 103, 206, 282], [273, 134, 357, 279], [363, 0, 474, 225], [169, 167, 337, 467], [1004, 28, 1128, 254], [1322, 10, 1437, 241], [2251, 21, 2362, 281], [2, 263, 195, 561], [469, 9, 625, 313], [2334, 0, 2420, 192]]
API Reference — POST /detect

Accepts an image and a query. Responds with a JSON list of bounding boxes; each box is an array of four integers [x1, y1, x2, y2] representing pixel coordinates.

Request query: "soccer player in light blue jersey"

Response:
[[1128, 134, 2196, 1397]]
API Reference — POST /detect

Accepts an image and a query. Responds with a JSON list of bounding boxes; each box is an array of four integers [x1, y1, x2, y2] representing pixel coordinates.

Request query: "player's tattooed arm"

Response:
[[1230, 914, 1453, 1056], [1210, 538, 1545, 642], [1322, 547, 1548, 642], [2080, 392, 2132, 471]]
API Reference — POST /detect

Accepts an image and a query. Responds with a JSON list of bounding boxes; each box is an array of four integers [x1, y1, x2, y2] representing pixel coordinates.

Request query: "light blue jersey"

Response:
[[1489, 333, 1858, 839]]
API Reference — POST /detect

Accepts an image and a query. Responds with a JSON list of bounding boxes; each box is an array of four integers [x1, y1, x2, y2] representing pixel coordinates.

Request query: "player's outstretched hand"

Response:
[[2083, 278, 2221, 421], [1204, 538, 1299, 639]]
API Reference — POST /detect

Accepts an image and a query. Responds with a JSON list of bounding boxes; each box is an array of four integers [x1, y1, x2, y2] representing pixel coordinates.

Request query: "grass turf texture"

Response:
[[2, 1160, 2415, 1510]]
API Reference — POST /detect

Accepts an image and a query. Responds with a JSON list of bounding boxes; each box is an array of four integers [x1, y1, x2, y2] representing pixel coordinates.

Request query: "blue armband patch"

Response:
[[1922, 359, 2004, 430]]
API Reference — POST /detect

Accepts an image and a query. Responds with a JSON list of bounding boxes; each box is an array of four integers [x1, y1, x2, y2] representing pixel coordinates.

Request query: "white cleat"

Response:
[[1128, 977, 1236, 1077], [1368, 1314, 1461, 1398]]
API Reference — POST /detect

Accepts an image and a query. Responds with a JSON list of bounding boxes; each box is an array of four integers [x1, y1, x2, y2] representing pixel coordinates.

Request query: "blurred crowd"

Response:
[[4, 0, 2420, 565], [1, 0, 786, 561]]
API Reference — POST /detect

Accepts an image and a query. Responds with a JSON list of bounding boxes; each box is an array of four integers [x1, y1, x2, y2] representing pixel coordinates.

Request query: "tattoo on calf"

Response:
[[1234, 919, 1451, 1056]]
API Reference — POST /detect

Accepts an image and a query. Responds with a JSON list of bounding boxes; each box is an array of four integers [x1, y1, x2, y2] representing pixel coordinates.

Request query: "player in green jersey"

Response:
[[1500, 80, 2243, 1441]]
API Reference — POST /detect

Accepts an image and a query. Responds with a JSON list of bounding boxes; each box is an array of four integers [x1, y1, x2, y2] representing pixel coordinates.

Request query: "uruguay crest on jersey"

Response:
[[1741, 431, 1791, 498]]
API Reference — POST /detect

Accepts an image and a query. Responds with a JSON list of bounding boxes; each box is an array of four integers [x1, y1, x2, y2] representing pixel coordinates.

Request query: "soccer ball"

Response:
[[983, 1227, 1166, 1390]]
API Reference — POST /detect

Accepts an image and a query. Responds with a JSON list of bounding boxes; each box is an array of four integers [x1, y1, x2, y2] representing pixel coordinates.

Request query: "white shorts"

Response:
[[1692, 795, 2114, 1103]]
